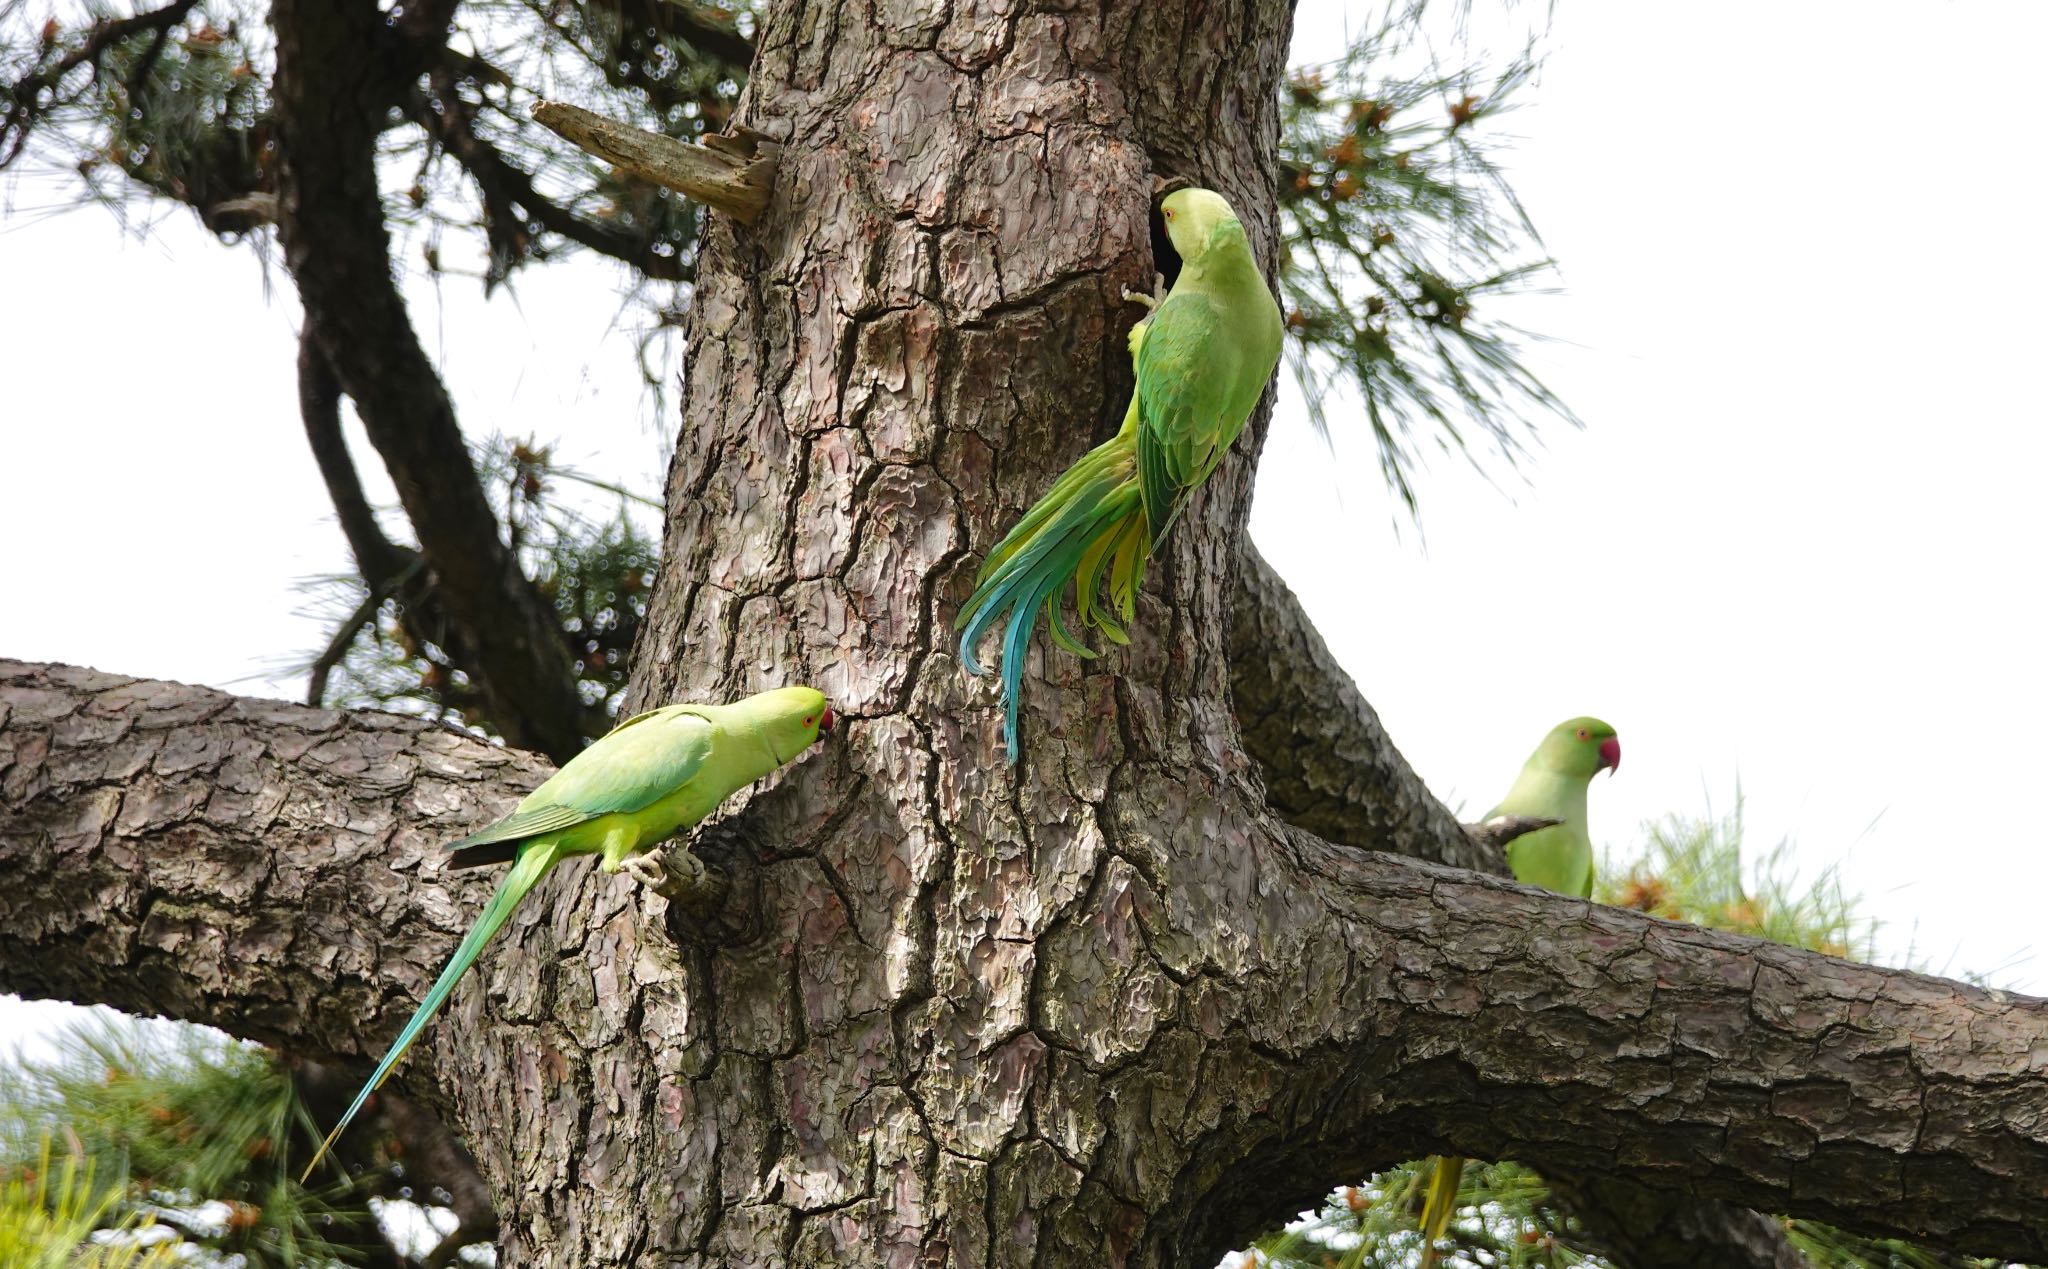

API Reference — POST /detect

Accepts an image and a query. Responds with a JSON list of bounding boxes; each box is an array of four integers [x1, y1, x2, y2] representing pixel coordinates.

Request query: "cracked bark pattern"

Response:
[[7, 662, 2048, 1263], [0, 662, 551, 1052]]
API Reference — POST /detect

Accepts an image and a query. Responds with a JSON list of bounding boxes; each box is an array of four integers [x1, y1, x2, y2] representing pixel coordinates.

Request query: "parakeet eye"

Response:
[[1575, 727, 1590, 740], [1163, 208, 1174, 220], [804, 716, 815, 727]]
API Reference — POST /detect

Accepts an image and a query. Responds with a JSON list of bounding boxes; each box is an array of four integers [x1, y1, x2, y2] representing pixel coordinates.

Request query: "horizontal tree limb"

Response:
[[1163, 822, 2048, 1264], [4, 658, 2047, 1262], [1228, 542, 1838, 1267]]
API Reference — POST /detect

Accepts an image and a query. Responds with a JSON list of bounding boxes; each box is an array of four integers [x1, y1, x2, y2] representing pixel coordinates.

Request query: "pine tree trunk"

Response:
[[11, 0, 2048, 1264], [538, 0, 1305, 1259]]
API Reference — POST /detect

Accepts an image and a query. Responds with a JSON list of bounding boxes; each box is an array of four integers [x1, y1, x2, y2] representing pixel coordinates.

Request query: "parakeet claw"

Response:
[[1119, 284, 1158, 312], [625, 846, 708, 900]]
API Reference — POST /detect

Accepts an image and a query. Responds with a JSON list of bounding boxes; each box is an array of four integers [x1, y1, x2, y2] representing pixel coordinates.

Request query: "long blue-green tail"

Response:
[[300, 838, 566, 1181], [957, 429, 1148, 762]]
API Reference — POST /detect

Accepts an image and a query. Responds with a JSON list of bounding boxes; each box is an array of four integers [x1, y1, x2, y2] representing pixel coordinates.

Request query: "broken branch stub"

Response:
[[531, 100, 779, 225]]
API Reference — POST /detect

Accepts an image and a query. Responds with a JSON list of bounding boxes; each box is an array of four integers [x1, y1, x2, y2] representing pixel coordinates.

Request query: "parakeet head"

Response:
[[741, 686, 835, 764], [1160, 188, 1242, 263], [1533, 716, 1621, 780]]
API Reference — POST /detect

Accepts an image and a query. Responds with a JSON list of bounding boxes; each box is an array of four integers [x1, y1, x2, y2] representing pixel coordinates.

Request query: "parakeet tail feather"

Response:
[[300, 838, 567, 1181], [955, 429, 1147, 763]]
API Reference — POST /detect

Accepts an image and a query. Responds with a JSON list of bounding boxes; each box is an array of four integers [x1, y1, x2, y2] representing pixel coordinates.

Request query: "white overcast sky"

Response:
[[2, 1, 2045, 1061]]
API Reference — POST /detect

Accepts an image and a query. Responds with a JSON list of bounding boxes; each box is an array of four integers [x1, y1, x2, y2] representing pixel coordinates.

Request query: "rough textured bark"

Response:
[[1230, 541, 1806, 1268], [7, 660, 2048, 1264], [10, 0, 2048, 1266]]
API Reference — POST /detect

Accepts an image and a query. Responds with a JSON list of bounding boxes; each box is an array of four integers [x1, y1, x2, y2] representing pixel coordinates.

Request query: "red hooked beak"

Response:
[[816, 707, 835, 740], [1598, 737, 1621, 775]]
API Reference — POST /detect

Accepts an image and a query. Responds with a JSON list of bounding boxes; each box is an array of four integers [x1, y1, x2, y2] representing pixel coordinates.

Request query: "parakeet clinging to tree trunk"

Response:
[[300, 686, 835, 1180], [956, 186, 1283, 761], [1417, 716, 1620, 1264]]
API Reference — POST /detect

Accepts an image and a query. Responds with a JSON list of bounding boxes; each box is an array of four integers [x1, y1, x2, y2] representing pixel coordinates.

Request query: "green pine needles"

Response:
[[1277, 8, 1576, 518], [0, 1018, 396, 1267]]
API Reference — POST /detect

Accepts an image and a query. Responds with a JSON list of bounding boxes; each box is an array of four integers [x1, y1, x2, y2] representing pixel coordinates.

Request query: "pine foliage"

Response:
[[0, 1017, 440, 1266], [301, 434, 659, 731], [0, 1138, 178, 1269], [1277, 4, 1574, 516]]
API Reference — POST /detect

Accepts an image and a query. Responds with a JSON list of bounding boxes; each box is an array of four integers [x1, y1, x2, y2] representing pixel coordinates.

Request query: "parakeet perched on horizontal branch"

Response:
[[300, 686, 835, 1180], [1418, 716, 1619, 1264], [956, 186, 1283, 762]]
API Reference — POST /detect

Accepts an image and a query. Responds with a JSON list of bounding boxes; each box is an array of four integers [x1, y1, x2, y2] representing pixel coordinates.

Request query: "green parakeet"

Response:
[[956, 186, 1283, 761], [1418, 716, 1620, 1263], [300, 686, 835, 1180]]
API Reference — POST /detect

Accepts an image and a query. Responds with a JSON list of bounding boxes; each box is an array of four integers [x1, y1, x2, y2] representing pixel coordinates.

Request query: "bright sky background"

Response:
[[2, 0, 2045, 1071]]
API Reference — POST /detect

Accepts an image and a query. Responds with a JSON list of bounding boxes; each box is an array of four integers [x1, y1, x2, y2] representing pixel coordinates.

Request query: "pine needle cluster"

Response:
[[0, 1138, 178, 1269], [0, 1018, 420, 1266], [1276, 3, 1575, 517]]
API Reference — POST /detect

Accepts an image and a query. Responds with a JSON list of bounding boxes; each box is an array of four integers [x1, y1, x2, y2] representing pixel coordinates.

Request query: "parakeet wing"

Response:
[[1133, 290, 1229, 537], [535, 706, 715, 816], [446, 707, 715, 857], [446, 804, 595, 851]]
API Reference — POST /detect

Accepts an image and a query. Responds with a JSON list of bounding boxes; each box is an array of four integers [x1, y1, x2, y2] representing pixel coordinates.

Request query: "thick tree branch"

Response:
[[0, 660, 548, 1052], [1229, 540, 1806, 1267], [1228, 539, 1498, 873], [272, 0, 590, 761], [6, 659, 2047, 1263], [297, 330, 412, 588], [1159, 821, 2048, 1265]]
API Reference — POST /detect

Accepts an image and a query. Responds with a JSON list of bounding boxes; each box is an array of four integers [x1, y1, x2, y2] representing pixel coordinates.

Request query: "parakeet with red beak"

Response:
[[956, 185, 1283, 762], [301, 686, 835, 1181], [1488, 715, 1621, 896], [1418, 715, 1620, 1262]]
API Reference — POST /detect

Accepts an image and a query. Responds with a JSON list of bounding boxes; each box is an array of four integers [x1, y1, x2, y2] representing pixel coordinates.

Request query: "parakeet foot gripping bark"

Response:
[[299, 686, 835, 1181], [956, 187, 1282, 762]]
